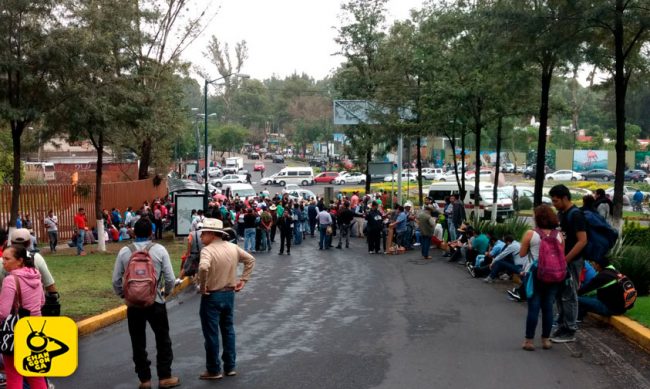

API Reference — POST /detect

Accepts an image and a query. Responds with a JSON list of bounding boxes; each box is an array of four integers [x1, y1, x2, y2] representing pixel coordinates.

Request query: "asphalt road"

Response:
[[56, 237, 650, 389]]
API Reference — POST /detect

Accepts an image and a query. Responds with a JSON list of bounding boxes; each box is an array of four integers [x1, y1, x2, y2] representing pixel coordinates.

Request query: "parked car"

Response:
[[314, 171, 340, 184], [501, 163, 515, 173], [545, 170, 583, 181], [283, 184, 301, 191], [208, 167, 222, 177], [309, 157, 328, 167], [384, 172, 417, 183], [284, 189, 317, 202], [500, 185, 552, 205], [333, 172, 366, 185], [248, 152, 260, 160], [210, 174, 246, 187], [523, 164, 553, 179], [624, 169, 647, 183], [465, 169, 493, 181], [583, 169, 615, 181], [253, 162, 265, 171], [187, 173, 203, 184], [272, 154, 285, 163], [419, 168, 444, 180]]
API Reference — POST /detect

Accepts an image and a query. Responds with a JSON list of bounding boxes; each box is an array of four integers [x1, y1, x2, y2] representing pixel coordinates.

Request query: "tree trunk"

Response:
[[534, 64, 554, 206], [416, 136, 423, 207], [9, 122, 25, 228], [474, 121, 482, 224], [365, 147, 371, 194], [612, 0, 626, 224], [492, 117, 503, 223], [138, 137, 152, 179], [96, 130, 106, 252], [460, 129, 466, 200]]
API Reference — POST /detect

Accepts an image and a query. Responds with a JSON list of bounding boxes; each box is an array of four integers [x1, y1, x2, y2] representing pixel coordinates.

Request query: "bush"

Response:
[[612, 247, 650, 296], [622, 220, 650, 244], [518, 196, 533, 210], [468, 217, 530, 241]]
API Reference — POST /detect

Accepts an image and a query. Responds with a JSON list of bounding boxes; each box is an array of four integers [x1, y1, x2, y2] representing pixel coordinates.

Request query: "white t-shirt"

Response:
[[44, 215, 58, 232], [529, 229, 563, 259]]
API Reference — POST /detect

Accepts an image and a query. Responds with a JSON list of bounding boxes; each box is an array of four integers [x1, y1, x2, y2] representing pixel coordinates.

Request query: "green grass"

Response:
[[44, 236, 185, 320], [626, 296, 650, 328]]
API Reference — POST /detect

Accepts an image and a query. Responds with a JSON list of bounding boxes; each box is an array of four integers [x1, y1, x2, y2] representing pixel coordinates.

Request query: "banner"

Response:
[[572, 150, 608, 172]]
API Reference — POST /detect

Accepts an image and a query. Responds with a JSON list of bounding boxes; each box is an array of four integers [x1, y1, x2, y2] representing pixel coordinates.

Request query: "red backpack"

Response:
[[123, 243, 158, 308], [535, 228, 567, 283]]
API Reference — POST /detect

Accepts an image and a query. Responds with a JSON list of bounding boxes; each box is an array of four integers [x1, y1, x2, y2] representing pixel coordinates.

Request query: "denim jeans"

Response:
[[48, 231, 58, 252], [526, 280, 561, 339], [200, 291, 236, 374], [244, 228, 256, 251], [293, 223, 302, 245], [448, 220, 457, 241], [126, 303, 174, 381], [319, 224, 330, 249], [261, 229, 271, 251], [556, 258, 584, 332], [420, 235, 432, 257], [489, 260, 522, 279], [578, 296, 613, 319], [77, 229, 85, 254], [338, 223, 350, 247]]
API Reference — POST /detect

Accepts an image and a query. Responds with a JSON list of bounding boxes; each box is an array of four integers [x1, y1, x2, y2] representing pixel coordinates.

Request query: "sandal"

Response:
[[542, 338, 552, 350], [522, 339, 535, 351]]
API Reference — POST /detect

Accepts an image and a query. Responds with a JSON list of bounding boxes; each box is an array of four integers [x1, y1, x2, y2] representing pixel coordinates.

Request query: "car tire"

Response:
[[279, 181, 286, 187], [301, 180, 309, 186], [216, 182, 222, 187], [340, 180, 345, 185], [440, 178, 446, 182], [547, 177, 553, 180], [360, 180, 365, 185], [603, 176, 609, 181], [571, 177, 577, 181], [330, 179, 336, 184]]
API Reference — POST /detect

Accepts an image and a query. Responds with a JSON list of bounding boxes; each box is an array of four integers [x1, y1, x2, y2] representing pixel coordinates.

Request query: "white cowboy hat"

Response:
[[198, 218, 227, 235]]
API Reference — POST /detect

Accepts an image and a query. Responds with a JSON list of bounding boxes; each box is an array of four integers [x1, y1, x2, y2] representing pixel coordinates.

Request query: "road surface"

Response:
[[57, 237, 650, 388]]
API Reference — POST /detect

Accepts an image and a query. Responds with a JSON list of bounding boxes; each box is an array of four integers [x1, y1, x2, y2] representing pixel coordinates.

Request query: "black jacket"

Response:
[[337, 208, 355, 225], [366, 209, 383, 232], [578, 267, 626, 315]]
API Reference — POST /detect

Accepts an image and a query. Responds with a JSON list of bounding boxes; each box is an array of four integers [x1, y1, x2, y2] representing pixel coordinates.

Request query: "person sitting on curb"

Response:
[[577, 257, 627, 320], [483, 235, 523, 283]]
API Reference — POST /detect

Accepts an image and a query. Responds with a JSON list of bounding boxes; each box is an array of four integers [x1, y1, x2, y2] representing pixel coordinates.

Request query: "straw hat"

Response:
[[198, 218, 227, 235]]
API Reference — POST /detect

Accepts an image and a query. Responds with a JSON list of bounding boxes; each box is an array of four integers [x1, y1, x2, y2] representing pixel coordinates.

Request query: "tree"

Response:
[[209, 124, 248, 157], [0, 1, 70, 227], [585, 0, 650, 222]]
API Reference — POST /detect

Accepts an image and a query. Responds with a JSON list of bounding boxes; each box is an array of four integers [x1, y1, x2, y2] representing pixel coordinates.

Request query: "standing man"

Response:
[[512, 185, 519, 212], [198, 218, 255, 380], [307, 200, 318, 237], [366, 201, 383, 254], [277, 209, 294, 255], [246, 171, 252, 184], [549, 184, 588, 343], [317, 206, 333, 250], [451, 195, 466, 235], [44, 210, 58, 253], [417, 205, 436, 259], [112, 218, 179, 389], [336, 201, 354, 249], [74, 207, 88, 256]]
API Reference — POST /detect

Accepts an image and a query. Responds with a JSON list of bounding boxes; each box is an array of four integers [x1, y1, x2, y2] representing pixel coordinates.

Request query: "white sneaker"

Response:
[[174, 278, 183, 286]]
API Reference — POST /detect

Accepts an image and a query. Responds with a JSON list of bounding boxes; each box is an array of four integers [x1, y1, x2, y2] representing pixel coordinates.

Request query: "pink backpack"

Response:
[[123, 243, 158, 307], [535, 228, 567, 283]]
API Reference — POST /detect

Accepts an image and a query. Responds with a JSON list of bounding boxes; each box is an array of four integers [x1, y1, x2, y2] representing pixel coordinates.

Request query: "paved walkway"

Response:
[[57, 237, 650, 388]]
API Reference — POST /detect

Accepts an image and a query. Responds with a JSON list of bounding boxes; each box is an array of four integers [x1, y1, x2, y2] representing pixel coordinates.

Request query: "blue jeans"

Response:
[[200, 291, 236, 374], [244, 228, 256, 251], [261, 229, 271, 251], [526, 280, 561, 339], [420, 235, 432, 257], [319, 225, 330, 249], [489, 260, 522, 279], [77, 229, 85, 254], [293, 224, 302, 245], [578, 296, 613, 319], [448, 220, 457, 241]]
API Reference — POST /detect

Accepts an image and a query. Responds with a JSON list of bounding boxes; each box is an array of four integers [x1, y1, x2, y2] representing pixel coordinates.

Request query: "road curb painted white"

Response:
[[76, 277, 192, 337]]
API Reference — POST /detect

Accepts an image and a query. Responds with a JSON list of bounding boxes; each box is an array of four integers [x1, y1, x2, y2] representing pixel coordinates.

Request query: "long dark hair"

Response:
[[7, 246, 35, 268]]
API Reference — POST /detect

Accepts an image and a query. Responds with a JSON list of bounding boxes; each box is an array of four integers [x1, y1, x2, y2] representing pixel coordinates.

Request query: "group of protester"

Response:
[[430, 184, 633, 350]]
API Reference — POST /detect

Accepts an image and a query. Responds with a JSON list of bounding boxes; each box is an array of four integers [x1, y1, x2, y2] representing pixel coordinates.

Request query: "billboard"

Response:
[[572, 150, 608, 171], [479, 151, 510, 166], [635, 151, 650, 171]]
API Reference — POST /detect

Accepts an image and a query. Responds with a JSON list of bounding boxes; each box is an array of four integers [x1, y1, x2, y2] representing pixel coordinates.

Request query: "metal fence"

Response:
[[0, 178, 167, 242]]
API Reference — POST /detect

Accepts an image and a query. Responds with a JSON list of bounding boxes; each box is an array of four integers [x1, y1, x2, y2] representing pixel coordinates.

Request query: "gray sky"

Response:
[[186, 0, 427, 81]]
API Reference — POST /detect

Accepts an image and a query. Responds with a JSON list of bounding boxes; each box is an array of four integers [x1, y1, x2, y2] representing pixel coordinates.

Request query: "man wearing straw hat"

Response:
[[197, 218, 256, 381]]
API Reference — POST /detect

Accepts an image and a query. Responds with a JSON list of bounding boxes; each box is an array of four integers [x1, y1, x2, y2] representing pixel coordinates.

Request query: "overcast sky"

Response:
[[185, 0, 427, 81]]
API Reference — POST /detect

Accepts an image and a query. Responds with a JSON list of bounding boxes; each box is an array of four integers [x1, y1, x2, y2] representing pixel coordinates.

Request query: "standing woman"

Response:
[[519, 205, 563, 351], [0, 246, 46, 389]]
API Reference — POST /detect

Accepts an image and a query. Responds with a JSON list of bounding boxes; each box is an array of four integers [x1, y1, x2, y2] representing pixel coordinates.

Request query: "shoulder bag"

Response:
[[0, 275, 31, 354]]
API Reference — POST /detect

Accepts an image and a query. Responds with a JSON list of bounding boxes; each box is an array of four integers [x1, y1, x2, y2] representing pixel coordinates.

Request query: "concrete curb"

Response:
[[589, 313, 650, 353], [76, 277, 193, 337]]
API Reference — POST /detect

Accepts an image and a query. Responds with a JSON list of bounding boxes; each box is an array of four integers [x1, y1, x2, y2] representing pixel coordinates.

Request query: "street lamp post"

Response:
[[203, 73, 249, 210]]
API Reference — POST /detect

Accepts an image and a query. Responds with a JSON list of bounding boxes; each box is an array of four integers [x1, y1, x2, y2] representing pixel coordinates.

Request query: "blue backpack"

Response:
[[568, 207, 618, 262]]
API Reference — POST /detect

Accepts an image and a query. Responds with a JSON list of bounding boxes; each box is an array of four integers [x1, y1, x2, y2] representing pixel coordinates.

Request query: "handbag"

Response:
[[326, 225, 333, 236], [0, 275, 30, 354], [525, 260, 538, 299]]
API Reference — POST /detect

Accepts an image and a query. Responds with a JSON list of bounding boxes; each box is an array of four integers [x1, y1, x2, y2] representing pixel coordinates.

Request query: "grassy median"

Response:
[[44, 237, 185, 320], [627, 296, 650, 328]]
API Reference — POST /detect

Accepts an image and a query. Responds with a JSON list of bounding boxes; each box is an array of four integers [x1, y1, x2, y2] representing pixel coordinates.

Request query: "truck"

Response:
[[223, 157, 244, 174]]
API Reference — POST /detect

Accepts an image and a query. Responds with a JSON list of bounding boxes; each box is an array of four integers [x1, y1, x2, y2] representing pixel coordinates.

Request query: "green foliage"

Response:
[[518, 196, 533, 211], [626, 296, 650, 327], [209, 124, 248, 155], [468, 218, 530, 242], [622, 220, 650, 244], [612, 248, 650, 296]]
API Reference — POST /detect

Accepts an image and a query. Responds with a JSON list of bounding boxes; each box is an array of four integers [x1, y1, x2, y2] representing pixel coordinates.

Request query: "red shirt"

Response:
[[74, 213, 87, 229]]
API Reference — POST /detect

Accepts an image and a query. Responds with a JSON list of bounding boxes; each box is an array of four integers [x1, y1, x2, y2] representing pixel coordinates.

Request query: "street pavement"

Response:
[[56, 236, 650, 389]]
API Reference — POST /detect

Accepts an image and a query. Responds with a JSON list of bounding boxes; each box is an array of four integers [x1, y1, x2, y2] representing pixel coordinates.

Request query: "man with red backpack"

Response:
[[549, 185, 588, 344], [112, 218, 179, 389]]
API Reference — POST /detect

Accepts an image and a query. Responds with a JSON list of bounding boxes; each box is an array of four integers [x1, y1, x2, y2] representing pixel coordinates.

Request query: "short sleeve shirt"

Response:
[[560, 205, 586, 257], [395, 212, 407, 233]]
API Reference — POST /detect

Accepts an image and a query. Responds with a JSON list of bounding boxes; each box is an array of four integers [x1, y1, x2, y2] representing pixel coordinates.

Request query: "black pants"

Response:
[[279, 228, 292, 254], [48, 231, 58, 252], [127, 303, 174, 382], [309, 218, 316, 236], [270, 224, 277, 242], [154, 219, 163, 239], [367, 230, 381, 253]]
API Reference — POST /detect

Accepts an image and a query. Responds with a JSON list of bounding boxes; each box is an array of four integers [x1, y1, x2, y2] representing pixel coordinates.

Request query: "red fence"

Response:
[[0, 178, 167, 242]]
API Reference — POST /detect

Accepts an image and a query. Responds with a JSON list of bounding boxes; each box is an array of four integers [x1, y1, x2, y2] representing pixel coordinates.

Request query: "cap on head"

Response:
[[10, 228, 31, 246]]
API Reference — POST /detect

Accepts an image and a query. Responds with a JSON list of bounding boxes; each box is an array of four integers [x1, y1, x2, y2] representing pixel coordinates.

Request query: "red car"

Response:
[[314, 171, 340, 184], [253, 162, 265, 171]]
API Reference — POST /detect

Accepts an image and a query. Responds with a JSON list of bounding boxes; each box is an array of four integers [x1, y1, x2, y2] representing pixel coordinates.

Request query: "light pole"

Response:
[[203, 73, 249, 210]]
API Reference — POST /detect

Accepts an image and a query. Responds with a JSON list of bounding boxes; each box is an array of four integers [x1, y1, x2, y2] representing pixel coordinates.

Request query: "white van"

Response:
[[427, 182, 514, 220], [224, 183, 256, 199], [263, 166, 314, 186]]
